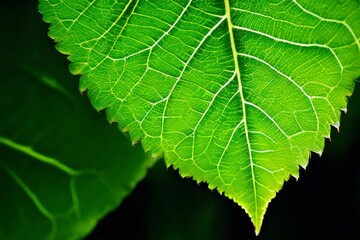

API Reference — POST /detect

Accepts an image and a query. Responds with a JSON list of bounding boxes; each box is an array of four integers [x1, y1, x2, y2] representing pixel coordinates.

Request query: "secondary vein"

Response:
[[0, 161, 57, 239], [0, 136, 80, 176]]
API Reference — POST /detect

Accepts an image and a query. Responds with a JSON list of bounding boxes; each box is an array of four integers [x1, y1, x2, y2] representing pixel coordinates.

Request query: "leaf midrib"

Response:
[[224, 0, 259, 231]]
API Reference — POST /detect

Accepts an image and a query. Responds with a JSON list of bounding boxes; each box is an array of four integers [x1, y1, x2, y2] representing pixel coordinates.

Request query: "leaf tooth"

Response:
[[68, 62, 84, 75], [168, 157, 282, 236], [105, 110, 165, 159], [139, 139, 163, 160], [120, 127, 129, 133], [291, 170, 300, 180], [151, 153, 163, 159], [110, 107, 165, 158], [323, 130, 331, 140], [132, 139, 140, 146], [169, 162, 215, 188], [79, 88, 88, 94], [313, 149, 323, 158], [108, 119, 117, 125], [331, 122, 340, 132]]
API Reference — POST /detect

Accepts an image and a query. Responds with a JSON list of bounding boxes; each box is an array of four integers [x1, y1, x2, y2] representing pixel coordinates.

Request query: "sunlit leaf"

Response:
[[39, 0, 360, 233]]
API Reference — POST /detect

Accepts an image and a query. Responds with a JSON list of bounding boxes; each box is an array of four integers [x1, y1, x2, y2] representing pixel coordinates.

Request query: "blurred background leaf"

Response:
[[0, 1, 359, 239], [0, 1, 155, 239]]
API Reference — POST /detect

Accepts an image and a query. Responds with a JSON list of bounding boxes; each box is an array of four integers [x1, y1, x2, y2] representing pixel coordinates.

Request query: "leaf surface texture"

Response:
[[39, 0, 360, 232]]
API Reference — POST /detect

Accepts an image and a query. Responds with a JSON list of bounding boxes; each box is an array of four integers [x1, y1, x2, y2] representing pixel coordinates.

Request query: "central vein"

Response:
[[224, 0, 258, 227]]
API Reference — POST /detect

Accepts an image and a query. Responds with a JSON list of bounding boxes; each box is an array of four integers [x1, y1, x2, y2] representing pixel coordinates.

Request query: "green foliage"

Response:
[[38, 0, 360, 234], [1, 1, 359, 239], [0, 3, 154, 239]]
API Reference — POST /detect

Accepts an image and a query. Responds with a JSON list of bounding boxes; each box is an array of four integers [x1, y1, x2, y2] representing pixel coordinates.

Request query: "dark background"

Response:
[[87, 90, 360, 240], [2, 1, 359, 239]]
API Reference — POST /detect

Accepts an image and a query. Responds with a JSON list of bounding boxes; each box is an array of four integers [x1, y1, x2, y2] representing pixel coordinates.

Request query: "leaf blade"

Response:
[[39, 0, 360, 234]]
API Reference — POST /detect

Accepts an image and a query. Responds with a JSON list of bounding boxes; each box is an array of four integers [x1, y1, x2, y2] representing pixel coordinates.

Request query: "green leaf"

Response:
[[39, 0, 360, 234], [0, 3, 154, 239]]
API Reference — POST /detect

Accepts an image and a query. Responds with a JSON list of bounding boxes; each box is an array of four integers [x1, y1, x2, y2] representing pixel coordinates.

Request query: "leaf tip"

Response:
[[255, 227, 261, 236], [252, 216, 264, 237]]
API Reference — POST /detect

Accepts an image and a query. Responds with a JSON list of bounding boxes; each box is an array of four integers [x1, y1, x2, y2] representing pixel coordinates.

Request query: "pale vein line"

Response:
[[111, 0, 195, 62], [291, 1, 354, 117], [64, 0, 97, 32], [311, 96, 337, 122], [239, 53, 319, 133], [132, 12, 172, 27], [232, 18, 346, 123], [0, 136, 80, 176], [232, 25, 344, 70], [149, 67, 178, 79], [191, 85, 239, 157], [231, 7, 315, 28], [160, 15, 227, 143], [191, 72, 236, 171], [248, 130, 277, 144], [217, 119, 244, 185], [293, 0, 360, 52], [255, 180, 275, 193], [251, 149, 274, 153], [70, 178, 81, 219], [234, 3, 352, 127], [253, 163, 283, 185], [224, 0, 259, 226], [189, 5, 224, 18], [105, 0, 138, 43], [253, 163, 284, 174], [115, 51, 151, 102], [244, 101, 289, 138], [110, 61, 127, 100], [93, 0, 139, 69], [220, 88, 240, 116], [0, 161, 57, 239]]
